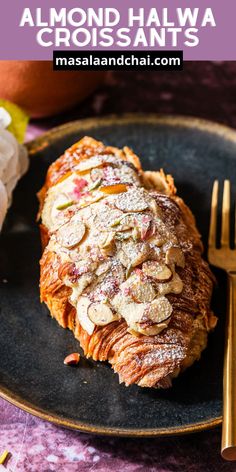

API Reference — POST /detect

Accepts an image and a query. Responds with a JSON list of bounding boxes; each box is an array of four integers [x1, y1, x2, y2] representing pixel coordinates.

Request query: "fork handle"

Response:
[[221, 272, 236, 460]]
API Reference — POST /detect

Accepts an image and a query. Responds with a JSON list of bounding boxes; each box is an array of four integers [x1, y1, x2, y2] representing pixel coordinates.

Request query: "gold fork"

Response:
[[208, 180, 236, 460]]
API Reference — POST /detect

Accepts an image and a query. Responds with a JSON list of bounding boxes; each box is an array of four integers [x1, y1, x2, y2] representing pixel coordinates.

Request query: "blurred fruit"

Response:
[[0, 99, 29, 143], [0, 61, 106, 118]]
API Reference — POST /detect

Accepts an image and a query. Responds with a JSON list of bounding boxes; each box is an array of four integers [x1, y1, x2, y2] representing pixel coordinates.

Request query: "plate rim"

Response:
[[2, 112, 230, 437], [26, 112, 236, 155], [0, 385, 221, 437]]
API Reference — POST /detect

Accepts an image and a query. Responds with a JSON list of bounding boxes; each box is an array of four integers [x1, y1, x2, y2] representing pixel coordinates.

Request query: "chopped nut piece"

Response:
[[64, 353, 80, 365], [142, 261, 173, 282], [88, 302, 118, 325], [56, 200, 75, 210], [88, 178, 102, 191], [0, 450, 9, 465], [110, 213, 134, 230], [100, 183, 128, 194], [115, 231, 131, 241], [147, 296, 173, 323], [56, 220, 86, 248], [132, 226, 140, 241], [166, 246, 185, 268]]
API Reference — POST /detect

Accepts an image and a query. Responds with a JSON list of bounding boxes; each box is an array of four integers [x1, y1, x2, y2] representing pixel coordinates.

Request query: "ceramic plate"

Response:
[[1, 114, 234, 436]]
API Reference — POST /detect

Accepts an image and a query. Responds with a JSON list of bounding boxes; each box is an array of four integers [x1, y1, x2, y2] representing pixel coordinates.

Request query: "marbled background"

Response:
[[1, 62, 236, 471]]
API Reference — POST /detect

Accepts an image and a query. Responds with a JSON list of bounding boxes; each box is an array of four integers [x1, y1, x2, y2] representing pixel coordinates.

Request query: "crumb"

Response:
[[64, 353, 80, 365]]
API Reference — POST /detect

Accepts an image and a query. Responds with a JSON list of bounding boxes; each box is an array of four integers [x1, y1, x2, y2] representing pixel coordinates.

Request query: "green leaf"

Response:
[[0, 99, 29, 143]]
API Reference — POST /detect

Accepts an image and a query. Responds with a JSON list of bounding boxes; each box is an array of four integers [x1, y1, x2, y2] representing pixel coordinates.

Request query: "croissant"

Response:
[[38, 136, 217, 388]]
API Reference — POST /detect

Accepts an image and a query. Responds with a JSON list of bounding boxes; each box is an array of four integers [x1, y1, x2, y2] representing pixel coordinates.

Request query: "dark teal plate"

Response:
[[0, 114, 234, 436]]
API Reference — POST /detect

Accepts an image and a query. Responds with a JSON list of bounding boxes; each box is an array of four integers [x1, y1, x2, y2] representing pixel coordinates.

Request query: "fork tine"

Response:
[[208, 180, 219, 248], [221, 180, 231, 247]]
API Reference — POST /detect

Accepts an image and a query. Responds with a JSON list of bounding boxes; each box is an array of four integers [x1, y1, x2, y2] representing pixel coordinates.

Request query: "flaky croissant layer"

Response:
[[39, 136, 217, 388]]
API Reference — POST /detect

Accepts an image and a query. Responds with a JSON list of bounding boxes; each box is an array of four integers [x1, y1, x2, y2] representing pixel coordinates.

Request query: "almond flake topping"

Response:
[[114, 188, 150, 212], [56, 220, 86, 248], [43, 148, 185, 337]]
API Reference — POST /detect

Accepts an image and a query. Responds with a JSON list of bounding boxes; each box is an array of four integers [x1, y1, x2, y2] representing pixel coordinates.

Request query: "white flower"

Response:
[[0, 107, 29, 230], [0, 107, 11, 128]]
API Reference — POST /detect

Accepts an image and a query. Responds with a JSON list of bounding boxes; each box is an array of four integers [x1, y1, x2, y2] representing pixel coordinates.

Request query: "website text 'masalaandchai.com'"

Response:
[[53, 51, 183, 71]]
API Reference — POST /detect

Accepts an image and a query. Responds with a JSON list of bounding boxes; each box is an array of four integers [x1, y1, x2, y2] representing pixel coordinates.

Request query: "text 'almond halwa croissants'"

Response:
[[38, 136, 217, 388]]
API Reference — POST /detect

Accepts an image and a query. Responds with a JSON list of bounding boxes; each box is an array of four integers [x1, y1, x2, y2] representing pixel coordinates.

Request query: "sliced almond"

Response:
[[148, 199, 162, 217], [170, 274, 183, 294], [165, 246, 185, 268], [123, 302, 146, 324], [128, 276, 156, 303], [111, 295, 167, 335], [95, 261, 112, 276], [158, 273, 183, 295], [147, 296, 173, 323], [112, 292, 144, 321], [114, 188, 149, 212], [142, 261, 173, 282], [78, 193, 104, 209], [122, 241, 151, 268], [99, 232, 114, 248], [42, 192, 71, 231], [76, 296, 95, 335], [127, 328, 142, 337], [76, 156, 104, 173], [110, 213, 134, 231], [136, 322, 169, 336], [117, 248, 129, 268], [90, 167, 104, 182], [70, 274, 94, 302], [56, 220, 86, 248], [99, 232, 115, 257], [88, 302, 118, 326], [57, 171, 73, 184], [100, 183, 128, 194], [147, 233, 166, 247]]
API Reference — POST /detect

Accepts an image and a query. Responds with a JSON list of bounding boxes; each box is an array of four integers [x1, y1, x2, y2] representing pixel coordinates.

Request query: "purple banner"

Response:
[[0, 0, 234, 60]]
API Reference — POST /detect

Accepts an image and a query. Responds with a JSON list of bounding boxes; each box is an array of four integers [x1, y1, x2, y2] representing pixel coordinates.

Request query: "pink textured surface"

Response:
[[2, 64, 236, 471]]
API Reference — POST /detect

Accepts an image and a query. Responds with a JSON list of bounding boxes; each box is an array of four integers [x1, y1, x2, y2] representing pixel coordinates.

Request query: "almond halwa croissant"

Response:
[[38, 136, 217, 388]]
